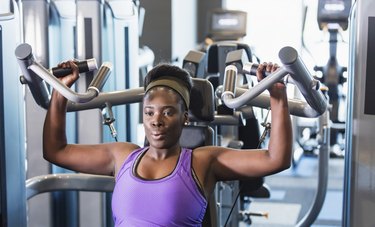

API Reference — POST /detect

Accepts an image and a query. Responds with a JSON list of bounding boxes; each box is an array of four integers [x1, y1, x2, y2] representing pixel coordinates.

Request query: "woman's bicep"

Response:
[[212, 148, 276, 181], [48, 143, 122, 176]]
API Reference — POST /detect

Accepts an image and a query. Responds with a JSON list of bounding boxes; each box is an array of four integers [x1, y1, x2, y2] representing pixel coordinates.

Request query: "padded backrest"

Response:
[[188, 78, 215, 122], [206, 41, 252, 75], [179, 78, 215, 149], [179, 126, 214, 149]]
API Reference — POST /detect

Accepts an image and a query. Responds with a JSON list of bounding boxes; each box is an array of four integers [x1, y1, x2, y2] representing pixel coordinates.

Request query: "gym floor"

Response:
[[240, 155, 345, 227]]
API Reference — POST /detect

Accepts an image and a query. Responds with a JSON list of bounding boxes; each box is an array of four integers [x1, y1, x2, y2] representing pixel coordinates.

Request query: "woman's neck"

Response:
[[147, 145, 181, 160]]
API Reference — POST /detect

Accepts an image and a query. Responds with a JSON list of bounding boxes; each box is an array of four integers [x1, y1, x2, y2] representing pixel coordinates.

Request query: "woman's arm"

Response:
[[43, 61, 138, 176], [199, 62, 292, 182]]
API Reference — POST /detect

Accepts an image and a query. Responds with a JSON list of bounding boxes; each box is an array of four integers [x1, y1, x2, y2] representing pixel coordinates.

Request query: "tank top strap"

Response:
[[116, 147, 147, 181], [179, 148, 207, 202], [180, 147, 193, 175]]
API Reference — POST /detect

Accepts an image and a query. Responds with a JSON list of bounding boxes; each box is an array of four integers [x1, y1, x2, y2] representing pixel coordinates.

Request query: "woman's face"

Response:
[[143, 87, 187, 149]]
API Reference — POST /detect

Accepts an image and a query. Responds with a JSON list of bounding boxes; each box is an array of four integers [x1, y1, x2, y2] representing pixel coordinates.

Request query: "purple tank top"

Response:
[[112, 147, 207, 227]]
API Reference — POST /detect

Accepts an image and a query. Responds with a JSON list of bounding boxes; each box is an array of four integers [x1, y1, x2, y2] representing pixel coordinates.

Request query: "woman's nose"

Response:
[[152, 121, 163, 127], [151, 114, 163, 127]]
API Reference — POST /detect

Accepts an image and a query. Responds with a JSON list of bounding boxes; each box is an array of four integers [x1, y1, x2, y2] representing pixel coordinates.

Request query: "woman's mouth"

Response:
[[152, 132, 166, 140]]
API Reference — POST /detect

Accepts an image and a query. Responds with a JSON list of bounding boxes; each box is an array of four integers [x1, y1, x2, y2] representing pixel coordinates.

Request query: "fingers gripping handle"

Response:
[[243, 62, 269, 77], [51, 59, 98, 77], [243, 62, 295, 84], [222, 63, 289, 109]]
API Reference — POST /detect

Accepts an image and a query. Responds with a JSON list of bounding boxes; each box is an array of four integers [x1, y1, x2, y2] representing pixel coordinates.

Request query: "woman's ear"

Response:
[[184, 111, 189, 125]]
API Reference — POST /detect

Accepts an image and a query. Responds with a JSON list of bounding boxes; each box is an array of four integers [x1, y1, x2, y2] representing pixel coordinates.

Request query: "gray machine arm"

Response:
[[15, 43, 112, 106], [66, 87, 144, 112], [26, 174, 115, 200], [15, 42, 145, 111], [221, 46, 327, 118]]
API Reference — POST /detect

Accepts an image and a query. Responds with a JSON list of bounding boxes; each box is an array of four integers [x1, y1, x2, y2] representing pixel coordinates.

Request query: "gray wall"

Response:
[[197, 0, 222, 43], [140, 0, 222, 65]]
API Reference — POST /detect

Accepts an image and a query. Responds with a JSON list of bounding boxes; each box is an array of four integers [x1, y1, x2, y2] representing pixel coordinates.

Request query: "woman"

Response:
[[43, 61, 292, 226]]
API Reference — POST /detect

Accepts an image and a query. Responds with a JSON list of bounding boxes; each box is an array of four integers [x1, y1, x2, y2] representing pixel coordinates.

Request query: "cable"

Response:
[[223, 184, 243, 227], [223, 109, 271, 226]]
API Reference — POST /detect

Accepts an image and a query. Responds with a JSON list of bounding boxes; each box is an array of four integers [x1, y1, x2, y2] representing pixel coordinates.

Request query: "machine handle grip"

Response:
[[243, 62, 296, 84], [243, 62, 270, 77], [50, 58, 98, 77]]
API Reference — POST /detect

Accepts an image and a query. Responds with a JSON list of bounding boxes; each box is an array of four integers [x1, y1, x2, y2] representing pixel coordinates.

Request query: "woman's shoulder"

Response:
[[111, 141, 140, 154], [112, 143, 141, 163], [191, 146, 223, 161], [111, 142, 142, 177], [192, 145, 224, 155], [191, 146, 234, 166]]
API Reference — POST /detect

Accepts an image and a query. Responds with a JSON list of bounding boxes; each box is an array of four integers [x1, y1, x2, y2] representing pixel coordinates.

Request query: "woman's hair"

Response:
[[143, 63, 193, 110], [144, 63, 193, 91]]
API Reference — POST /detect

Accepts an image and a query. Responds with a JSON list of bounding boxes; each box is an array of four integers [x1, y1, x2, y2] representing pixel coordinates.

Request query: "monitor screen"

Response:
[[317, 0, 352, 30], [208, 9, 247, 40]]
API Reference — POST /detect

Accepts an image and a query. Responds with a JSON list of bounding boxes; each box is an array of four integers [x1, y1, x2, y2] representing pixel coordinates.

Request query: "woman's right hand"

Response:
[[256, 62, 287, 98], [56, 60, 80, 88]]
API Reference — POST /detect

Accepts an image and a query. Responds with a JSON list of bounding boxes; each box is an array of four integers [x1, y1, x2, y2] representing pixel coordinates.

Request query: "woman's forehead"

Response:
[[144, 87, 180, 104]]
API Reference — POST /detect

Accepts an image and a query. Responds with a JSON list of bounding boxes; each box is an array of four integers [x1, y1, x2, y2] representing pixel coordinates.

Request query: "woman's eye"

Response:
[[163, 111, 170, 116], [145, 112, 153, 116]]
